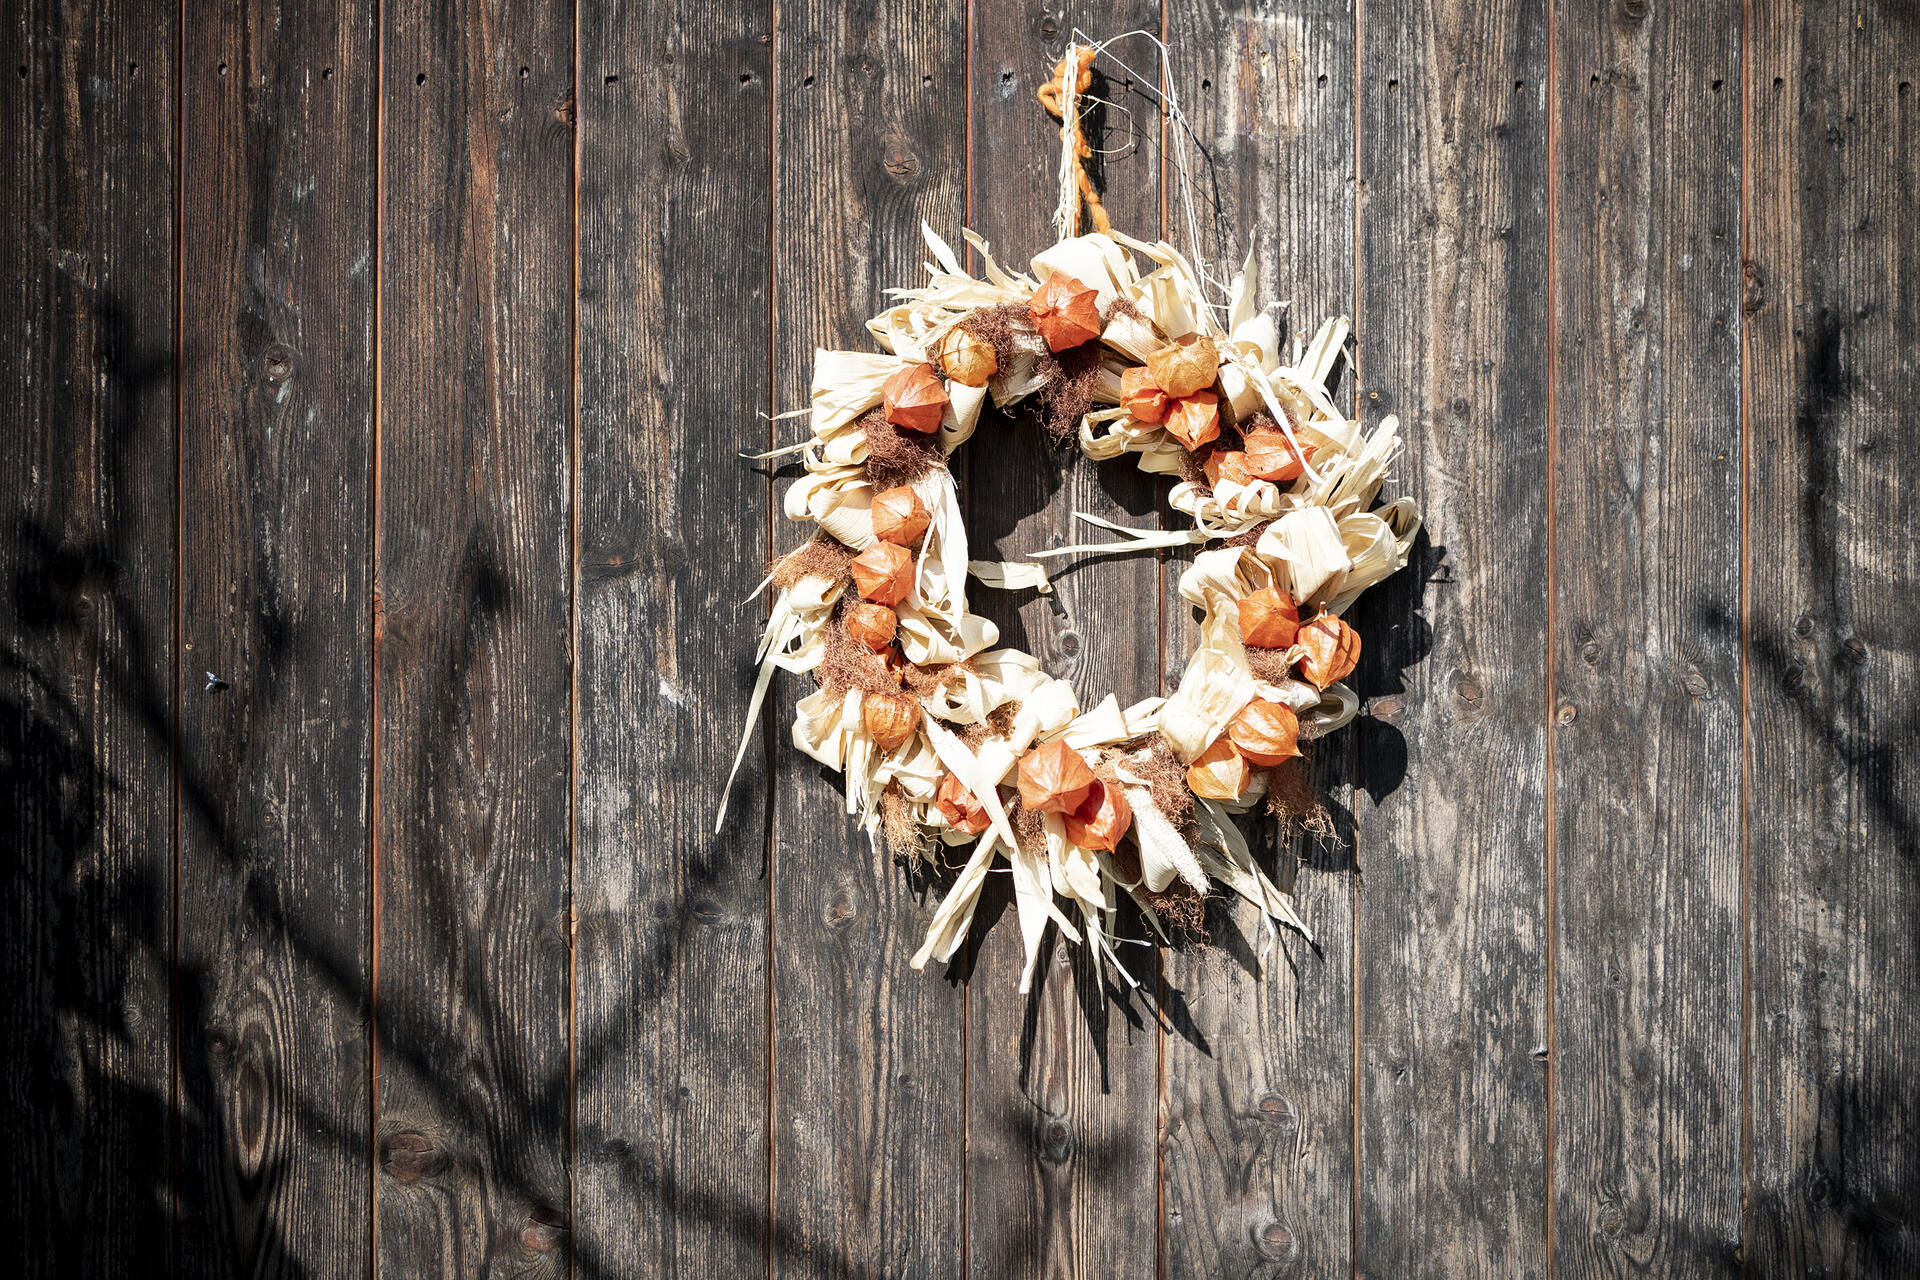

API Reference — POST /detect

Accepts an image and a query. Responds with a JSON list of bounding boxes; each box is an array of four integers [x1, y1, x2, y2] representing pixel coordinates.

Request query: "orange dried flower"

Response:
[[1241, 427, 1314, 483], [1028, 271, 1102, 351], [935, 772, 992, 835], [870, 485, 930, 546], [882, 362, 949, 433], [844, 601, 898, 652], [937, 326, 997, 387], [1017, 739, 1096, 815], [1064, 778, 1133, 851], [862, 691, 921, 751], [1228, 699, 1302, 767], [1236, 587, 1300, 649], [1120, 366, 1170, 424], [1295, 615, 1361, 687], [1186, 737, 1253, 800], [1163, 390, 1220, 451], [1202, 449, 1257, 489], [1146, 333, 1220, 400], [850, 542, 915, 605]]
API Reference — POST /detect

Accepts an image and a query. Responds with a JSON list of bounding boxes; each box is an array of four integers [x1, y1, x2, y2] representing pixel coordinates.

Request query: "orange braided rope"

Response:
[[1036, 46, 1111, 236]]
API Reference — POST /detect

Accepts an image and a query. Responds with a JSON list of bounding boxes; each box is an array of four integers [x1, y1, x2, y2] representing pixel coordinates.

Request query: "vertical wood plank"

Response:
[[573, 2, 773, 1276], [963, 12, 1162, 1279], [176, 0, 377, 1271], [0, 5, 176, 1274], [1156, 4, 1359, 1274], [1745, 3, 1920, 1273], [1353, 1, 1552, 1275], [769, 3, 967, 1275], [375, 2, 575, 1273], [1552, 1, 1745, 1274]]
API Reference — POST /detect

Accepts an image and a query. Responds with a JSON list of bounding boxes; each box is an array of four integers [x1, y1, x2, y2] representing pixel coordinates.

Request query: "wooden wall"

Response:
[[1, 1, 1914, 1275]]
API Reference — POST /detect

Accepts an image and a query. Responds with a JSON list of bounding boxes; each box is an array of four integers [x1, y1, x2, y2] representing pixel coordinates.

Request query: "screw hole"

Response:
[[322, 67, 333, 80], [1590, 74, 1601, 87], [1514, 79, 1525, 93], [1711, 79, 1723, 91], [415, 72, 425, 86], [921, 74, 931, 87], [803, 74, 815, 87], [1201, 78, 1211, 90], [16, 65, 25, 80], [1316, 73, 1328, 86], [739, 72, 752, 84], [1899, 81, 1911, 97], [1773, 76, 1784, 89], [605, 74, 619, 84], [218, 62, 228, 77], [129, 62, 139, 76], [519, 66, 530, 78], [1387, 79, 1398, 91]]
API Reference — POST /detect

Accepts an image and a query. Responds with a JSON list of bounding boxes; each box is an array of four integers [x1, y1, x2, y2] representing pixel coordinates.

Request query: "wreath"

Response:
[[719, 42, 1421, 990]]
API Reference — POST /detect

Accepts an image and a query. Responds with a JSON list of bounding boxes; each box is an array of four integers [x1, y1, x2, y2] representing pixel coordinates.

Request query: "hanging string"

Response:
[[1037, 46, 1112, 239]]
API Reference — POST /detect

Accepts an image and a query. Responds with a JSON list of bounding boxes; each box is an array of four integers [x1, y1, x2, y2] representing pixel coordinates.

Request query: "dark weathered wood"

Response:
[[176, 1, 377, 1272], [1353, 1, 1551, 1275], [1552, 2, 1744, 1275], [1744, 4, 1920, 1274], [573, 4, 774, 1276], [0, 6, 176, 1274], [1156, 4, 1359, 1275], [769, 5, 967, 1275], [962, 12, 1162, 1279], [374, 2, 574, 1274]]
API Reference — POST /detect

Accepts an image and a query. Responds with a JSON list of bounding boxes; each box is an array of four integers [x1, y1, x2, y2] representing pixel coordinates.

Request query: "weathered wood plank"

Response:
[[1745, 4, 1920, 1273], [1552, 2, 1744, 1275], [769, 4, 968, 1275], [176, 1, 376, 1272], [963, 12, 1161, 1279], [1157, 4, 1359, 1275], [0, 6, 176, 1274], [375, 3, 575, 1274], [1353, 1, 1551, 1275], [573, 3, 774, 1276]]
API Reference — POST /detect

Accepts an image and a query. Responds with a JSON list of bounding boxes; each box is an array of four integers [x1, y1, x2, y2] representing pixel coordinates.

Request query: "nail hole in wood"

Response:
[[219, 62, 228, 76], [322, 67, 332, 80], [605, 74, 619, 84], [520, 66, 530, 77], [1515, 79, 1525, 92], [1388, 79, 1398, 91], [803, 74, 815, 87], [1316, 73, 1328, 86], [415, 72, 426, 86], [1712, 79, 1723, 91]]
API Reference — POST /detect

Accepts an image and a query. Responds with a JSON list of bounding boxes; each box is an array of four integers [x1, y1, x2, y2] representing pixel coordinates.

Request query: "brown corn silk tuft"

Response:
[[772, 533, 857, 591], [860, 407, 949, 491]]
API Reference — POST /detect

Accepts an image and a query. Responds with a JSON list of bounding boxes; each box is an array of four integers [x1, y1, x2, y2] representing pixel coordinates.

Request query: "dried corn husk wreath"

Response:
[[718, 38, 1421, 990]]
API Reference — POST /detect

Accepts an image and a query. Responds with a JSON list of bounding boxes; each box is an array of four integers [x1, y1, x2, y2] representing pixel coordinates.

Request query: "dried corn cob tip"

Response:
[[850, 541, 915, 605], [1028, 271, 1102, 351], [1241, 426, 1314, 483], [1146, 332, 1220, 400], [1017, 738, 1096, 814], [1295, 615, 1361, 687], [937, 326, 998, 387], [862, 691, 921, 751], [844, 601, 898, 652], [881, 362, 949, 433], [1163, 389, 1220, 451], [935, 772, 992, 835], [870, 485, 930, 546], [1236, 587, 1300, 649], [1120, 365, 1170, 424], [1202, 449, 1257, 490], [1227, 699, 1302, 767], [1063, 778, 1133, 851], [1186, 737, 1253, 800]]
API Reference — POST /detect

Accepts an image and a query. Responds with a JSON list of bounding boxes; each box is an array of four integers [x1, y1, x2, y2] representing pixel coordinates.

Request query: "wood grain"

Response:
[[176, 0, 377, 1272], [1353, 1, 1551, 1275], [962, 11, 1162, 1279], [0, 4, 177, 1273], [1744, 3, 1920, 1274], [572, 3, 774, 1276], [1156, 4, 1359, 1275], [768, 4, 969, 1276], [374, 1, 575, 1273], [1552, 1, 1745, 1274]]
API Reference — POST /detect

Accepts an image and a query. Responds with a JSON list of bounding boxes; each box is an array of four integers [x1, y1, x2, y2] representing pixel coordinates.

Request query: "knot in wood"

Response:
[[1370, 695, 1404, 723], [1257, 1094, 1296, 1128], [1451, 672, 1482, 705], [1556, 701, 1578, 726], [262, 344, 295, 381], [1038, 1119, 1073, 1165], [825, 888, 858, 930], [1255, 1221, 1296, 1260], [382, 1131, 439, 1183], [522, 1210, 569, 1253]]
